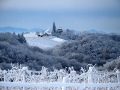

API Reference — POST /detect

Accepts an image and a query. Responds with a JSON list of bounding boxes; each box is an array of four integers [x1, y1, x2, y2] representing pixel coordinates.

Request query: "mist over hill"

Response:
[[86, 29, 106, 34], [0, 26, 28, 33], [0, 26, 44, 33]]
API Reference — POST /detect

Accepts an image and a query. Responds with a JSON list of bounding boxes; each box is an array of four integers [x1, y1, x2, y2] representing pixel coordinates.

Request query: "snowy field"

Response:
[[24, 32, 66, 49]]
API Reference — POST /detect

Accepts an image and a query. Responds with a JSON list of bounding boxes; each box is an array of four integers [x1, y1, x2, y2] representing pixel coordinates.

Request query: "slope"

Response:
[[24, 32, 66, 49], [51, 33, 120, 67]]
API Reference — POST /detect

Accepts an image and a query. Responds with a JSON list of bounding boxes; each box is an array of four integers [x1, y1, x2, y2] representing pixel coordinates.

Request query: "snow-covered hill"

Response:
[[86, 29, 106, 34], [0, 26, 28, 33], [24, 32, 38, 37], [24, 32, 66, 49]]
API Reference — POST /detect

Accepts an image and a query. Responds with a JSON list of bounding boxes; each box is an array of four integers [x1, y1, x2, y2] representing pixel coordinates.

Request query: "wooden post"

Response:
[[116, 69, 120, 83], [22, 67, 27, 90], [3, 70, 7, 90], [88, 66, 94, 83], [23, 70, 26, 83], [3, 70, 6, 82], [62, 76, 69, 90]]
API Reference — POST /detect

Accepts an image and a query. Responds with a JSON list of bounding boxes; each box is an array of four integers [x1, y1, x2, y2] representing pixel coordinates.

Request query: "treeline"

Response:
[[0, 32, 72, 70], [0, 32, 120, 71], [51, 32, 120, 70], [51, 22, 77, 40]]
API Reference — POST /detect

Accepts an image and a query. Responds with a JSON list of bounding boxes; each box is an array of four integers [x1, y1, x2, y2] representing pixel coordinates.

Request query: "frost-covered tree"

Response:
[[60, 29, 77, 40], [1, 32, 120, 71], [52, 33, 120, 67], [17, 33, 26, 43], [52, 22, 57, 36], [103, 56, 120, 70]]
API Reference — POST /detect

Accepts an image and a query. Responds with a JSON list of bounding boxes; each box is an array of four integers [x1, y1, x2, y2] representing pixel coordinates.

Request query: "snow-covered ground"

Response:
[[24, 32, 38, 37], [24, 32, 66, 49]]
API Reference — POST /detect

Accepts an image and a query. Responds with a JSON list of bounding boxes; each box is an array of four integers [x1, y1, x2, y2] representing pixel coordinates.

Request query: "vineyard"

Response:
[[0, 64, 120, 90]]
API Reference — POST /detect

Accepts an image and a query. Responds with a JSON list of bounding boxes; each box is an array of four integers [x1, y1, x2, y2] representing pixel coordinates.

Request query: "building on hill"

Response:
[[38, 32, 44, 37], [57, 27, 63, 34], [38, 30, 51, 37], [44, 30, 51, 36]]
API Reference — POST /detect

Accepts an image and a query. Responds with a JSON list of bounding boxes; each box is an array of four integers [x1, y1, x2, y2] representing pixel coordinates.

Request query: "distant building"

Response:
[[38, 32, 44, 37], [57, 27, 63, 34], [38, 30, 51, 37], [44, 30, 51, 36]]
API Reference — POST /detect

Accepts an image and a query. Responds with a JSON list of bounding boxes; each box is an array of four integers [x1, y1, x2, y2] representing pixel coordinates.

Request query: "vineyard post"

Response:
[[88, 66, 94, 83], [22, 67, 27, 90], [116, 70, 120, 83], [3, 70, 7, 90], [62, 76, 69, 90]]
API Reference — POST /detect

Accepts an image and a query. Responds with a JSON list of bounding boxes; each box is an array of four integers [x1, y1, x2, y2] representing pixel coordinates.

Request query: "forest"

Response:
[[0, 31, 120, 71]]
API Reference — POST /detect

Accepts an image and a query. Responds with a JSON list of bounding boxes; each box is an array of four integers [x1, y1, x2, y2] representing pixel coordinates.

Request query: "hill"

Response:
[[0, 27, 44, 34], [86, 29, 106, 34], [0, 32, 69, 70], [0, 32, 120, 71], [0, 26, 28, 33], [24, 32, 66, 49], [51, 33, 120, 70]]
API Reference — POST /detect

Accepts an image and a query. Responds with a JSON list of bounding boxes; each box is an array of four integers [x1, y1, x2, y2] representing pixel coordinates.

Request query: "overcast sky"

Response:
[[0, 0, 120, 33]]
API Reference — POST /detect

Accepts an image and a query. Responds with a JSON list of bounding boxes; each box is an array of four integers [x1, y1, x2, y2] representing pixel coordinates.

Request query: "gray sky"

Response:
[[0, 0, 120, 33]]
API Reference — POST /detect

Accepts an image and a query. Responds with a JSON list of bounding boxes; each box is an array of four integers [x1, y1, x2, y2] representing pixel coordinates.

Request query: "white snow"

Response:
[[45, 30, 51, 35], [24, 32, 37, 37], [24, 33, 66, 49], [51, 38, 65, 42]]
